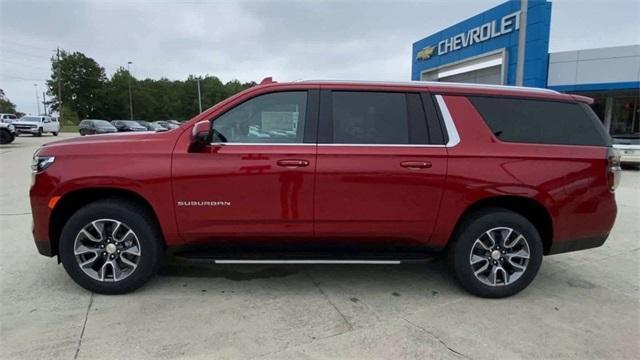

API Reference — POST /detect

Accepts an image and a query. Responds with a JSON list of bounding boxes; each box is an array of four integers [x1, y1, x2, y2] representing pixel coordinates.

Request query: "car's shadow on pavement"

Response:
[[152, 255, 465, 298]]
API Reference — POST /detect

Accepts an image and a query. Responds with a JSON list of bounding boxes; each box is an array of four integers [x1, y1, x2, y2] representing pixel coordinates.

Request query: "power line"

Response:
[[0, 58, 51, 71], [0, 73, 48, 82], [0, 48, 52, 60], [0, 39, 54, 52]]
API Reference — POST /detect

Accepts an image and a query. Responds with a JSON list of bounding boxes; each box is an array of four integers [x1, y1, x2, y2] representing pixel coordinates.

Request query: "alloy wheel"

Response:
[[469, 227, 530, 286], [73, 219, 142, 282]]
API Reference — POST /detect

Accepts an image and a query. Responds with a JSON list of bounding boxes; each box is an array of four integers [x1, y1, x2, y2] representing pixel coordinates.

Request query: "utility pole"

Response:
[[57, 47, 63, 121], [34, 84, 40, 115], [197, 78, 203, 113], [42, 92, 48, 116], [127, 61, 134, 120]]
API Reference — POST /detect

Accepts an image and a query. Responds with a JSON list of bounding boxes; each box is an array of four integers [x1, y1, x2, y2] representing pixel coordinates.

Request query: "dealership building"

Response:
[[412, 0, 639, 137]]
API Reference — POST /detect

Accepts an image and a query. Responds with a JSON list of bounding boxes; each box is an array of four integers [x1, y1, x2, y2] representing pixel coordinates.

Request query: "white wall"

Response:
[[547, 45, 640, 86]]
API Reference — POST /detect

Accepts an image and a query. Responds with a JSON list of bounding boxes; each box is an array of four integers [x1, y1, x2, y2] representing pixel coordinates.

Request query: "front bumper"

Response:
[[30, 171, 56, 257], [16, 127, 39, 134]]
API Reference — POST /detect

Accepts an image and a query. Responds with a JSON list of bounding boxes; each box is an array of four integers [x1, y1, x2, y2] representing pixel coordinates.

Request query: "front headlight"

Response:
[[31, 155, 55, 172]]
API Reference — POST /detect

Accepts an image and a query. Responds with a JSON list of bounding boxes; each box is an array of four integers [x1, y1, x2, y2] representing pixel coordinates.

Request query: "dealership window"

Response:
[[212, 92, 307, 143], [332, 91, 409, 144], [610, 95, 639, 136]]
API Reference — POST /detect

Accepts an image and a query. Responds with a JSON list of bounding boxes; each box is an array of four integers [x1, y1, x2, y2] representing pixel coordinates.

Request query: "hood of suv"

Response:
[[52, 131, 152, 143], [37, 130, 179, 157]]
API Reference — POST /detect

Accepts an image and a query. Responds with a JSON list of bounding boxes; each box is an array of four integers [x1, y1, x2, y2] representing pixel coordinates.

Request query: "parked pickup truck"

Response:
[[29, 79, 618, 298], [13, 115, 60, 136]]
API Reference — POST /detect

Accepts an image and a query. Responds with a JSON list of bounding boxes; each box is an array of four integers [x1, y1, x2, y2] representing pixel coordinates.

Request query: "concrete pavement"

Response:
[[1, 133, 638, 359]]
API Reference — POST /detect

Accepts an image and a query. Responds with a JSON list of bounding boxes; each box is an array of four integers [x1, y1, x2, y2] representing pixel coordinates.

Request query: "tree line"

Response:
[[44, 50, 256, 124]]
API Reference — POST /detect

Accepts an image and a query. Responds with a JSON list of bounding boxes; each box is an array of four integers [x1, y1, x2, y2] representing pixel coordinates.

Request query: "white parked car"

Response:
[[612, 134, 640, 168], [12, 115, 60, 137], [0, 113, 17, 123]]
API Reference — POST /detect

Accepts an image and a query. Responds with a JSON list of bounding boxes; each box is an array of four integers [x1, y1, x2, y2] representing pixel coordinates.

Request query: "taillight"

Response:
[[607, 147, 621, 191]]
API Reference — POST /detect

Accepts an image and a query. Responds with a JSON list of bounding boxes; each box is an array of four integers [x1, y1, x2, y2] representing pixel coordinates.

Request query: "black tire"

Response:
[[53, 132, 59, 136], [448, 208, 543, 298], [59, 199, 163, 294], [35, 128, 43, 137], [0, 129, 15, 144]]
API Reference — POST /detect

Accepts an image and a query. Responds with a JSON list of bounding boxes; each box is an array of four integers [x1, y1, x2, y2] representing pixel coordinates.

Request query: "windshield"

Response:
[[119, 121, 143, 127], [20, 116, 41, 122]]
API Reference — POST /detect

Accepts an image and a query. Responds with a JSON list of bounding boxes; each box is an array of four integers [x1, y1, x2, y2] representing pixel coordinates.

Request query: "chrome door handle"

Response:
[[277, 159, 310, 168], [400, 161, 432, 169]]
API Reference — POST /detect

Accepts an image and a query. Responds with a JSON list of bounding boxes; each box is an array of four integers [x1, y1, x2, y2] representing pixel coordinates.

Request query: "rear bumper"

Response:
[[547, 234, 609, 255]]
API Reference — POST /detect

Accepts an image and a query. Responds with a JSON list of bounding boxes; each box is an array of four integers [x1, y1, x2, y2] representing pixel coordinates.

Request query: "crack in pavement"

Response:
[[306, 271, 354, 333], [74, 293, 94, 360], [402, 318, 471, 360]]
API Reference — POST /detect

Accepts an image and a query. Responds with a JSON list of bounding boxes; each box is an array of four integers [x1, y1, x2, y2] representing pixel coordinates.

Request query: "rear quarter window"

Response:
[[469, 96, 610, 146]]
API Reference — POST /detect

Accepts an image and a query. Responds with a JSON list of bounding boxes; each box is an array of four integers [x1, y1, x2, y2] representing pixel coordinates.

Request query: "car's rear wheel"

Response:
[[59, 200, 163, 294], [448, 208, 543, 298]]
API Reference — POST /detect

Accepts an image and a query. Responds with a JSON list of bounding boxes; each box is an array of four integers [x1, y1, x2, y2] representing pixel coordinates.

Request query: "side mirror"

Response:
[[190, 120, 211, 151]]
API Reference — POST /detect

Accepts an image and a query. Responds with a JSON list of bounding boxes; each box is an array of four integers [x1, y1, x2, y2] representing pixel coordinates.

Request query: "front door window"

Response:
[[212, 91, 307, 143]]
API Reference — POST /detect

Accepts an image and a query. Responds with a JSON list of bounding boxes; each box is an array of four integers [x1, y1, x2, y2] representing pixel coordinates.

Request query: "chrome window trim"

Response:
[[434, 94, 461, 147], [210, 142, 314, 146], [209, 142, 446, 148], [317, 143, 445, 148]]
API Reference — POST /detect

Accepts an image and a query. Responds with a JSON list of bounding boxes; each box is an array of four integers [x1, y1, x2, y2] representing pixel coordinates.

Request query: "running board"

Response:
[[213, 259, 402, 264]]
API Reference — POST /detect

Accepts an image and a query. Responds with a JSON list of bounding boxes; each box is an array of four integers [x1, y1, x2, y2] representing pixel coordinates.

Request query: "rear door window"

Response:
[[469, 96, 610, 146], [332, 91, 408, 144]]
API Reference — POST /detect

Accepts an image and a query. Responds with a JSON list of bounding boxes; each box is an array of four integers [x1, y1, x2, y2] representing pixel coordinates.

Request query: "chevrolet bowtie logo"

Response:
[[416, 46, 436, 61]]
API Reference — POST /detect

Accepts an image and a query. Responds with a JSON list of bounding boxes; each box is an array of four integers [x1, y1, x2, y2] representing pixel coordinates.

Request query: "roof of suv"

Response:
[[257, 79, 592, 104]]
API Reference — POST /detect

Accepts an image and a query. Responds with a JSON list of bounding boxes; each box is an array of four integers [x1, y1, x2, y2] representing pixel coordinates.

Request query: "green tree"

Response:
[[0, 89, 17, 114], [47, 50, 107, 123], [45, 49, 257, 122]]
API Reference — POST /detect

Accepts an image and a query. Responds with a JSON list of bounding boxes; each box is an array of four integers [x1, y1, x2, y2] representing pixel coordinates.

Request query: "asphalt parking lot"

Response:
[[1, 133, 638, 360]]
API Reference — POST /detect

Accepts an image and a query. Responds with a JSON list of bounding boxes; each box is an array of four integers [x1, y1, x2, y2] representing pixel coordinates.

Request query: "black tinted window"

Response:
[[332, 92, 409, 144], [469, 97, 609, 146]]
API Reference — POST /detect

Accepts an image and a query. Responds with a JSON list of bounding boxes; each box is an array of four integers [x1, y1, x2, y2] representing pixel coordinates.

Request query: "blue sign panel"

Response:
[[412, 0, 551, 87]]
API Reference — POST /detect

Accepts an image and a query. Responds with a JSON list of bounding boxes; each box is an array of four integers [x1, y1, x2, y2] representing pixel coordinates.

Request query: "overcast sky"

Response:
[[1, 0, 638, 115]]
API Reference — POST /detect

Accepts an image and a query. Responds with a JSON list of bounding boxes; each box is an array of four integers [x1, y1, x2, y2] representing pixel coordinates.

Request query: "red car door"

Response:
[[314, 90, 448, 250], [172, 90, 319, 246]]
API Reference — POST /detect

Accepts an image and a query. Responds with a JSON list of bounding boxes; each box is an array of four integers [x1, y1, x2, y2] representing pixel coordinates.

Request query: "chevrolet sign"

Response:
[[416, 11, 521, 61]]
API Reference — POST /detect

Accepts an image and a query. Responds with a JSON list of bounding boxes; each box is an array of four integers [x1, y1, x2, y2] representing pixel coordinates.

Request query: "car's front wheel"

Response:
[[53, 132, 58, 136], [59, 200, 163, 294], [35, 128, 43, 137], [448, 208, 543, 298], [0, 129, 15, 144]]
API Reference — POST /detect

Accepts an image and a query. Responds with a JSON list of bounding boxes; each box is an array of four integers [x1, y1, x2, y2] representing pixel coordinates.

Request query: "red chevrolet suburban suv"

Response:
[[30, 80, 619, 298]]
